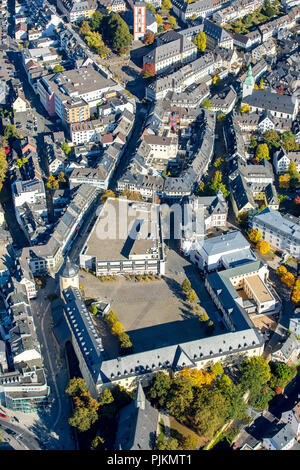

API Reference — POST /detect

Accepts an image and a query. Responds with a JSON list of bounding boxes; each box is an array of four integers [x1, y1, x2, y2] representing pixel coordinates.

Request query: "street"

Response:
[[0, 419, 42, 450], [29, 277, 75, 450]]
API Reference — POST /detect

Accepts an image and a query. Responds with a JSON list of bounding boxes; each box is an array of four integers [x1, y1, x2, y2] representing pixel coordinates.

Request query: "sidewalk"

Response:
[[159, 411, 171, 438]]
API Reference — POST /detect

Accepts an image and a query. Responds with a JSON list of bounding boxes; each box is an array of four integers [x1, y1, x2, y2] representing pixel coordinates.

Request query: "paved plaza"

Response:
[[79, 247, 224, 356]]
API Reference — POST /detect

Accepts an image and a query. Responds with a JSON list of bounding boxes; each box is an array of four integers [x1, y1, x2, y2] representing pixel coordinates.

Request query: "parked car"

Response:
[[0, 412, 7, 419]]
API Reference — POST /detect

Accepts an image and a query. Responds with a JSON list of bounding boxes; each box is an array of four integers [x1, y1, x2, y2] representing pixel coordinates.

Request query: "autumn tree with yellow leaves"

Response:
[[178, 367, 216, 388], [248, 228, 262, 243], [256, 240, 270, 255], [291, 277, 300, 305], [281, 272, 295, 289]]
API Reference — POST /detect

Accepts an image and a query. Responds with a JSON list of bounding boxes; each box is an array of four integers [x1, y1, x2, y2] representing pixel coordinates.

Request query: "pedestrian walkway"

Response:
[[159, 411, 171, 438]]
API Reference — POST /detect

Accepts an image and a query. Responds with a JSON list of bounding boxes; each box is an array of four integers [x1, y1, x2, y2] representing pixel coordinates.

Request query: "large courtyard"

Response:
[[79, 247, 224, 357]]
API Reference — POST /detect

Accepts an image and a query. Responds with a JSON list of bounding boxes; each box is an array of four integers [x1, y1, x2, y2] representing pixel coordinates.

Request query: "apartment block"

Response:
[[251, 207, 300, 258]]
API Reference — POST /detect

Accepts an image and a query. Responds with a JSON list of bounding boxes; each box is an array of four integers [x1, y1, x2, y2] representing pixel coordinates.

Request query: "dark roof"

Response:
[[115, 382, 159, 450], [61, 256, 79, 279], [243, 90, 296, 115]]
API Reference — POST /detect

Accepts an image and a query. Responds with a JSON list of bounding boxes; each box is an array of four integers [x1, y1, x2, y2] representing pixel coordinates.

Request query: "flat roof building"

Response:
[[80, 198, 165, 275]]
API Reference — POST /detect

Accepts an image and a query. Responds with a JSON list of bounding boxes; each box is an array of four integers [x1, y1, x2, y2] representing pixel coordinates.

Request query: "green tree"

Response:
[[65, 377, 88, 397], [69, 405, 98, 432], [222, 383, 248, 420], [250, 135, 257, 150], [99, 388, 114, 406], [158, 437, 180, 450], [182, 434, 198, 450], [104, 13, 132, 54], [263, 129, 280, 149], [61, 141, 71, 155], [90, 436, 105, 450], [216, 374, 232, 393], [111, 321, 125, 336], [181, 278, 191, 293], [255, 143, 269, 162], [188, 289, 197, 304], [281, 131, 298, 152], [213, 157, 224, 168], [105, 309, 119, 325], [4, 124, 19, 140], [146, 2, 156, 14], [199, 311, 209, 322], [193, 31, 206, 52], [92, 305, 98, 316], [270, 362, 293, 387], [85, 31, 109, 57], [90, 10, 104, 31], [155, 14, 163, 25], [201, 98, 211, 109], [192, 388, 229, 439], [278, 194, 287, 204], [211, 362, 224, 377], [217, 113, 226, 122], [168, 16, 177, 29], [119, 332, 133, 350], [166, 376, 194, 420], [52, 64, 64, 73], [58, 171, 66, 183], [16, 157, 28, 167], [248, 228, 262, 243], [250, 385, 275, 410], [149, 372, 172, 407], [79, 20, 91, 36], [262, 0, 277, 17], [161, 0, 172, 11], [289, 161, 298, 177], [209, 171, 230, 198], [240, 356, 271, 396]]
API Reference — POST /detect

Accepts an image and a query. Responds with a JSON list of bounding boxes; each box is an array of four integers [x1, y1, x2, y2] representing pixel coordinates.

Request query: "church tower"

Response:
[[242, 65, 254, 98], [59, 257, 79, 296]]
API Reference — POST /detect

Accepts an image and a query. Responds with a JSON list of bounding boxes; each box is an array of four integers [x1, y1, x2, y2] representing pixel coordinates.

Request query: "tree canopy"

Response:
[[149, 371, 172, 407], [240, 356, 271, 396], [248, 228, 262, 243], [255, 143, 270, 162], [104, 13, 132, 54], [141, 62, 156, 78], [193, 31, 206, 52]]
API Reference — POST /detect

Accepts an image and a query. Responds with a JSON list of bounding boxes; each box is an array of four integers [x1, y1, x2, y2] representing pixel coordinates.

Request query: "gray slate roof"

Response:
[[115, 383, 159, 450]]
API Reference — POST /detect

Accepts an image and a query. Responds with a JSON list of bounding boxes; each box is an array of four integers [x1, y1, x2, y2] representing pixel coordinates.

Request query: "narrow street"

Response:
[[29, 277, 75, 450]]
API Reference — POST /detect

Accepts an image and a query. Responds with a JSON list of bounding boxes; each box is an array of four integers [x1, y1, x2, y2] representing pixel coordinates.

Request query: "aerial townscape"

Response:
[[0, 0, 299, 455]]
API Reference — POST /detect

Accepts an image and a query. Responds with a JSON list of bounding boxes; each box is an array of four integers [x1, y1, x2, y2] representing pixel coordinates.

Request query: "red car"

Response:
[[0, 413, 7, 419]]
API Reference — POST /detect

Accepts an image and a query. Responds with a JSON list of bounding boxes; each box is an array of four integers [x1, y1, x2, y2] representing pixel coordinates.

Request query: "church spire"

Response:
[[242, 65, 254, 98], [135, 382, 146, 410]]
